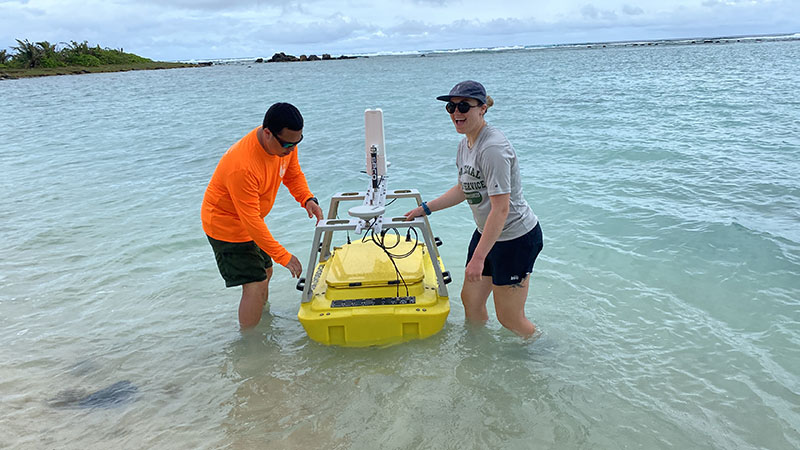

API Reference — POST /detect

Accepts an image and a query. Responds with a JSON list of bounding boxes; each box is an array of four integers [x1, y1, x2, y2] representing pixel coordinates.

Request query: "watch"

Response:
[[421, 201, 432, 215], [305, 196, 319, 207]]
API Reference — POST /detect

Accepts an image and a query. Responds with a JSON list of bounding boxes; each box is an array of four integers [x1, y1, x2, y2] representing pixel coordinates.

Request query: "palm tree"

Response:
[[36, 41, 59, 58], [64, 40, 90, 56], [11, 39, 43, 68], [0, 49, 10, 64]]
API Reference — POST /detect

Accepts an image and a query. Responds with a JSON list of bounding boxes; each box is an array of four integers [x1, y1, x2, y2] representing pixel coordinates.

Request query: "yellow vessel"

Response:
[[297, 109, 450, 347], [298, 212, 450, 347]]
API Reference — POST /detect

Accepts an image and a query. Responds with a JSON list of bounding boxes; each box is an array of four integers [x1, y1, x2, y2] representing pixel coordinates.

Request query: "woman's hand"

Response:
[[465, 255, 485, 282], [404, 206, 424, 221]]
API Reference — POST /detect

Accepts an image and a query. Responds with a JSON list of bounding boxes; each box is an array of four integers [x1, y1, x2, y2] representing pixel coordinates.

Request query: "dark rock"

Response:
[[263, 51, 356, 63], [254, 58, 263, 63], [198, 61, 213, 66], [49, 380, 138, 409], [268, 52, 299, 62]]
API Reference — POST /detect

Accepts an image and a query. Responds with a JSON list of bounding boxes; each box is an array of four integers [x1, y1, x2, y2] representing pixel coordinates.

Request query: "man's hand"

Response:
[[305, 200, 323, 224], [286, 255, 303, 278]]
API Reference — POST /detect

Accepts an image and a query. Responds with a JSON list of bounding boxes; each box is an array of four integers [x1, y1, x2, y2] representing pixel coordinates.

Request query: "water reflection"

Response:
[[221, 312, 555, 448]]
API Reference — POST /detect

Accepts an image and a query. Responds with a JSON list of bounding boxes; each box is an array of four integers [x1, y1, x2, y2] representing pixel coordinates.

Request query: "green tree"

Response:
[[11, 39, 44, 68], [36, 41, 58, 56], [0, 49, 10, 64], [36, 40, 64, 67], [62, 40, 90, 59]]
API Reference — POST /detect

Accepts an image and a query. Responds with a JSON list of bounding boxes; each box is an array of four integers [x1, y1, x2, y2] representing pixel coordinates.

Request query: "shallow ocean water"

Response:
[[1, 40, 799, 449]]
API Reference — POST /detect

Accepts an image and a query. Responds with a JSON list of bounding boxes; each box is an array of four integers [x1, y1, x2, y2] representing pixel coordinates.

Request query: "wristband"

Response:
[[305, 196, 318, 207], [421, 201, 432, 215]]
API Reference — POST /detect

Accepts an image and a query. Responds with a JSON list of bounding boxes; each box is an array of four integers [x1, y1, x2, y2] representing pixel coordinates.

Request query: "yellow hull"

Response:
[[298, 237, 449, 347]]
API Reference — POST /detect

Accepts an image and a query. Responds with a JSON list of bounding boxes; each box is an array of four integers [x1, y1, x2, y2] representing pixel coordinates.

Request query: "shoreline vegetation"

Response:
[[0, 39, 198, 80]]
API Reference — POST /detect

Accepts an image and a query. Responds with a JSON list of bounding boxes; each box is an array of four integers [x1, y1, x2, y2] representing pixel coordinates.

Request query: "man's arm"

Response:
[[226, 170, 293, 267], [282, 150, 315, 206]]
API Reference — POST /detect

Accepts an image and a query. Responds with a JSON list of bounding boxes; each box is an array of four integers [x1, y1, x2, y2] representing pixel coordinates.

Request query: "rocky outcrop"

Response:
[[267, 52, 299, 62], [266, 52, 358, 63]]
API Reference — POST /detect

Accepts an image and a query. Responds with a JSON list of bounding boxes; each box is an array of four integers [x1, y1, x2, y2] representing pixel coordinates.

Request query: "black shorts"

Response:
[[466, 223, 543, 286], [207, 235, 273, 287]]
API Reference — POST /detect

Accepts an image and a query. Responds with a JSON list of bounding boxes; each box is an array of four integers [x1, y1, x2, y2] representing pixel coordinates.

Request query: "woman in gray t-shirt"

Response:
[[405, 80, 543, 338]]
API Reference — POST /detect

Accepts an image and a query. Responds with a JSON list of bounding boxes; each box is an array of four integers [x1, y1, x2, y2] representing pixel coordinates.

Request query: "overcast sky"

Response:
[[1, 0, 798, 61]]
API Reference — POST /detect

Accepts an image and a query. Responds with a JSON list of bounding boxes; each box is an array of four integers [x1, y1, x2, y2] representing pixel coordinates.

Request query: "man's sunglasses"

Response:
[[275, 133, 303, 148], [446, 101, 480, 114]]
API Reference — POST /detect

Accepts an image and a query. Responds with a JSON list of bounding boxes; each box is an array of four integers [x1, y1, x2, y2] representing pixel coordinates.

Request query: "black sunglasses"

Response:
[[275, 133, 303, 148], [446, 101, 480, 114]]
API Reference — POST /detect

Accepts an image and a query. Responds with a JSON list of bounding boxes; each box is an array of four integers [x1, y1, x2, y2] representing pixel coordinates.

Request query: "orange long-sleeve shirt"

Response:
[[201, 127, 313, 266]]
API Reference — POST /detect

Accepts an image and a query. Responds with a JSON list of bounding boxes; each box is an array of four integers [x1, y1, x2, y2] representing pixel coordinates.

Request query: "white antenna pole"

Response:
[[348, 109, 388, 233]]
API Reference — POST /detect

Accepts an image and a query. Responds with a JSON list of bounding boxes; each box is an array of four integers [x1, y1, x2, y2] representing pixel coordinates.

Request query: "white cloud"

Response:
[[622, 4, 644, 16]]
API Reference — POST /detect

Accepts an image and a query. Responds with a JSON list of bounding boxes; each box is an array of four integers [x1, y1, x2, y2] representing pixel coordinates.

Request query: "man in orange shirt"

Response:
[[202, 103, 323, 328]]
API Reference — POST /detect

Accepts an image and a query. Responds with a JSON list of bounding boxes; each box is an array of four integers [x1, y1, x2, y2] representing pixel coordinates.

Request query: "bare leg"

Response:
[[460, 276, 494, 323], [238, 266, 273, 329], [493, 275, 536, 338]]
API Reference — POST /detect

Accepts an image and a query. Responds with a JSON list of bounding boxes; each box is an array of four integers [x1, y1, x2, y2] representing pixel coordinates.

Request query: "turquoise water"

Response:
[[1, 40, 799, 449]]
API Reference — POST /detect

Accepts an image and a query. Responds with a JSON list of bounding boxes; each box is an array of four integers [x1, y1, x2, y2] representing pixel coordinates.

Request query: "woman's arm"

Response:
[[404, 184, 465, 219], [464, 193, 510, 281]]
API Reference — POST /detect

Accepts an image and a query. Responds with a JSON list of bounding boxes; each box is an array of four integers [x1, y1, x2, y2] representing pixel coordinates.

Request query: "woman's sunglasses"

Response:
[[446, 101, 480, 114], [275, 134, 304, 148]]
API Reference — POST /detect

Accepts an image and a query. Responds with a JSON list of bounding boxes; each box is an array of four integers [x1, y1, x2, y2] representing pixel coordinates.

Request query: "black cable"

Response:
[[336, 212, 352, 244], [365, 225, 420, 297]]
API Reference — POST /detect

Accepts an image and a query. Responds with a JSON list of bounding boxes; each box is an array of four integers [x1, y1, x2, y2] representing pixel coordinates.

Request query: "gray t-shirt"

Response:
[[456, 124, 538, 241]]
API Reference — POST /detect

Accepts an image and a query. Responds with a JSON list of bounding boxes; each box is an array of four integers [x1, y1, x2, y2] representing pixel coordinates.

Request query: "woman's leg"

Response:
[[493, 275, 536, 337], [461, 276, 494, 323]]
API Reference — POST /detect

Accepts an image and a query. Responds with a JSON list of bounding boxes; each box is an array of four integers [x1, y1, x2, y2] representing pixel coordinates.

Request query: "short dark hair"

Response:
[[263, 102, 303, 136]]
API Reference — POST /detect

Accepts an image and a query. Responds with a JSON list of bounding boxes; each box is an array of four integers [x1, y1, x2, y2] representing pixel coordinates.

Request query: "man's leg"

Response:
[[238, 266, 273, 328]]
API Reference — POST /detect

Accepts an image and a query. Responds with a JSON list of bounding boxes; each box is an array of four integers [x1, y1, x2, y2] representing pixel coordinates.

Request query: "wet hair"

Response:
[[263, 102, 303, 136]]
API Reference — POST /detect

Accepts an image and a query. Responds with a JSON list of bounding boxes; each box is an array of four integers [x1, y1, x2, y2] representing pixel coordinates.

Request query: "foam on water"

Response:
[[1, 40, 799, 449]]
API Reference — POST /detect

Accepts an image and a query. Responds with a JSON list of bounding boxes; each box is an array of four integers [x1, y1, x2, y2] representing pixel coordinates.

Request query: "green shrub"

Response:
[[39, 56, 65, 68], [96, 50, 151, 65], [67, 53, 102, 66]]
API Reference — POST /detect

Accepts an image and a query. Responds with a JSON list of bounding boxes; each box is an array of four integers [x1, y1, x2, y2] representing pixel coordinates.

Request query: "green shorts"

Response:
[[207, 235, 273, 287]]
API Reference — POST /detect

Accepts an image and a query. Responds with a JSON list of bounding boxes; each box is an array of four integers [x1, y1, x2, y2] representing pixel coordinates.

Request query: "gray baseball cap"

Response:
[[436, 80, 487, 104]]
